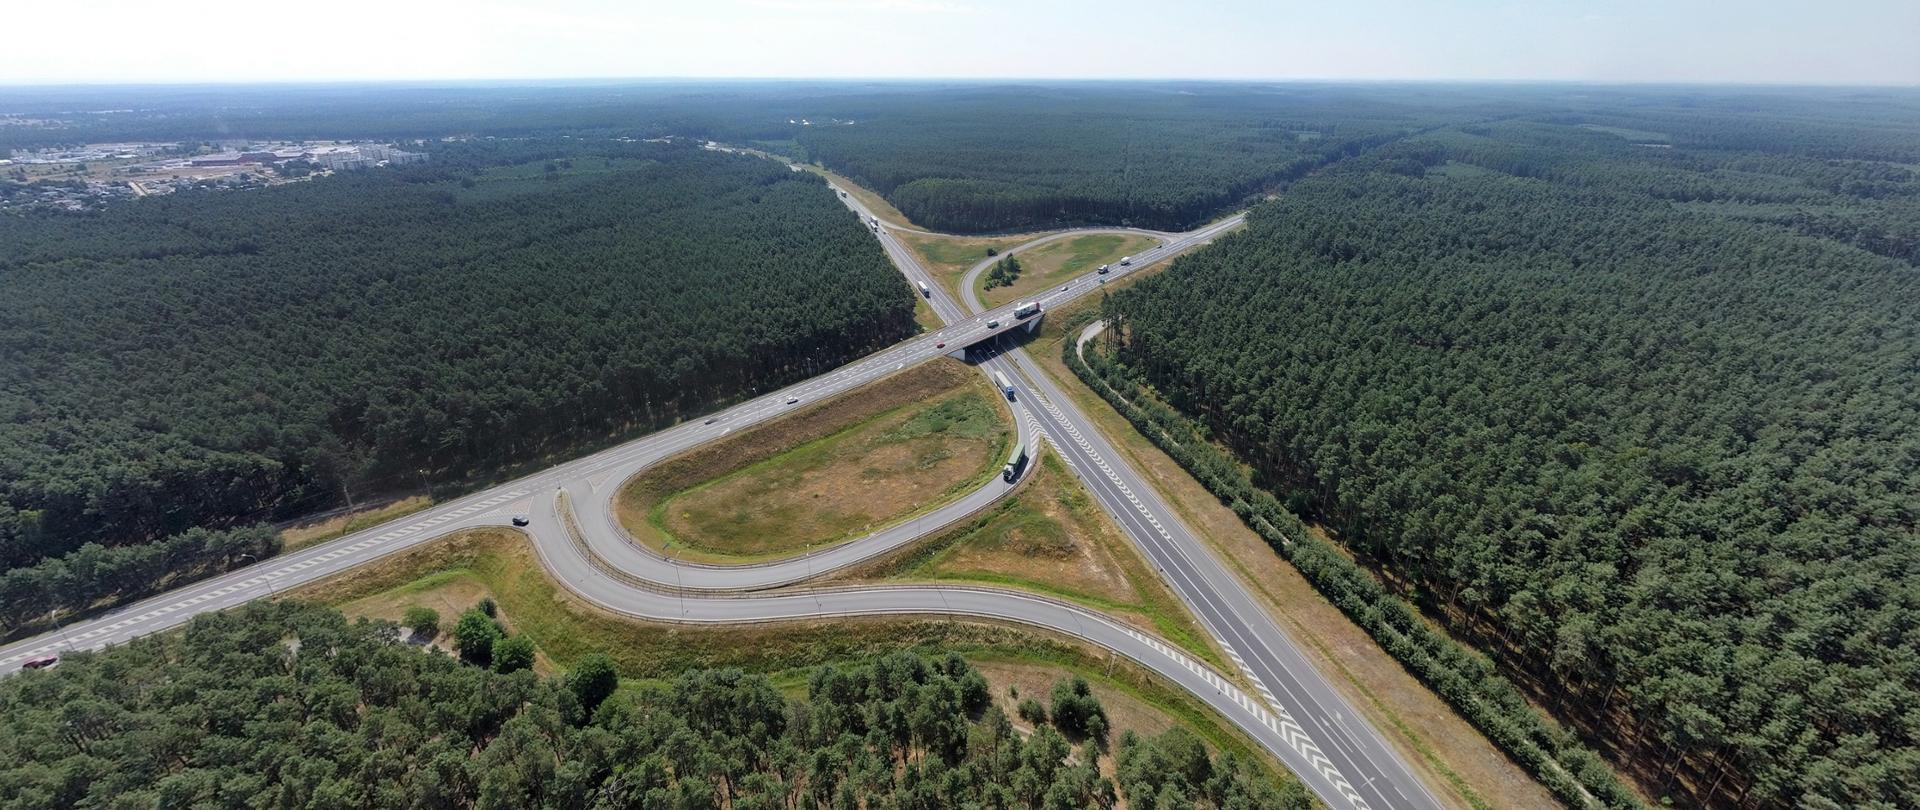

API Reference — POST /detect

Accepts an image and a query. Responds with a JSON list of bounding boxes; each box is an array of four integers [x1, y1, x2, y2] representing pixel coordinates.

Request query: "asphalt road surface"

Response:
[[1, 166, 1442, 810], [881, 196, 1444, 810]]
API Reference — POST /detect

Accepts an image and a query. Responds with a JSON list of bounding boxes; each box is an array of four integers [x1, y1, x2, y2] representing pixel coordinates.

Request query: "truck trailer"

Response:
[[1002, 442, 1029, 483]]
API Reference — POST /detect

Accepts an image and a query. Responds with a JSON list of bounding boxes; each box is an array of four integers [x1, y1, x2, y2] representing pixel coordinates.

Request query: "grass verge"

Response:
[[288, 526, 1297, 786], [898, 230, 1047, 301], [978, 232, 1158, 310], [280, 495, 435, 552], [651, 385, 1009, 559], [833, 453, 1231, 678], [615, 360, 1009, 564]]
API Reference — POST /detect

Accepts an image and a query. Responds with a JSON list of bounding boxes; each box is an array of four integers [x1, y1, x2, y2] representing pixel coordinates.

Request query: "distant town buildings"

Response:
[[186, 143, 425, 170], [2, 140, 428, 211]]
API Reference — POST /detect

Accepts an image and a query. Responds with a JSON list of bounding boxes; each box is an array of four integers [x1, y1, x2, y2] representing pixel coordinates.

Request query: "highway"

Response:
[[1, 167, 1441, 809], [884, 200, 1445, 810]]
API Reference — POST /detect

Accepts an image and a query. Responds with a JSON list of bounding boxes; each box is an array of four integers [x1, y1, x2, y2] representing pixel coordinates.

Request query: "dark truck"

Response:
[[1002, 442, 1030, 483]]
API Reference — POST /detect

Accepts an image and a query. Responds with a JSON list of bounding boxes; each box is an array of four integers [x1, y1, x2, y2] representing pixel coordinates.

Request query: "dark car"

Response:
[[704, 417, 718, 425], [511, 516, 531, 527], [22, 655, 58, 670]]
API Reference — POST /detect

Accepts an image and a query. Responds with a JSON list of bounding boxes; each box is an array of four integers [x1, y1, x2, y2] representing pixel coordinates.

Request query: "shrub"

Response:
[[492, 635, 535, 674], [452, 609, 501, 667], [401, 606, 440, 640], [1016, 697, 1048, 726]]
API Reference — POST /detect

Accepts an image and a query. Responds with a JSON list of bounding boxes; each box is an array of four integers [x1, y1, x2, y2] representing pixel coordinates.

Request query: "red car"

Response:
[[935, 341, 946, 349], [22, 655, 58, 670]]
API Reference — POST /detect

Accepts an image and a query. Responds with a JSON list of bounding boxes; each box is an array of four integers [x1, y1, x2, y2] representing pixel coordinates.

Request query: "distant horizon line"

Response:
[[2, 76, 1916, 91]]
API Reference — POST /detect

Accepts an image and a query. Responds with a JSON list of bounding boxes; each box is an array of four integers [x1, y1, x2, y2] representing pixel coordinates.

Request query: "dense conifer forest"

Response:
[[1098, 112, 1920, 807], [784, 86, 1419, 232], [0, 140, 915, 631], [0, 601, 1301, 809], [9, 83, 1920, 804]]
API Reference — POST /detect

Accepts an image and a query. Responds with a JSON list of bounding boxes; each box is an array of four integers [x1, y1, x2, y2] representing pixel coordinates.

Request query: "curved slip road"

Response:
[[2, 162, 1440, 810], [559, 385, 1040, 591], [955, 225, 1175, 311]]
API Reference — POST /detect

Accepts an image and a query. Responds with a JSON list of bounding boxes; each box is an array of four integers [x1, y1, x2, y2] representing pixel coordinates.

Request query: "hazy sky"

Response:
[[5, 0, 1915, 85]]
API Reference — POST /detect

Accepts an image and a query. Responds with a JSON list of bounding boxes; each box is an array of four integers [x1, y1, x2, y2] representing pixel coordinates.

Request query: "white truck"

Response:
[[1013, 301, 1041, 319], [1119, 255, 1133, 266], [918, 280, 931, 298], [995, 371, 1015, 400]]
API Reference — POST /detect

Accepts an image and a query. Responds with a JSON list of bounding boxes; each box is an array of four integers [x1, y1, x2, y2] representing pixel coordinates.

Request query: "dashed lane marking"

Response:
[[0, 489, 529, 668], [1024, 382, 1370, 809]]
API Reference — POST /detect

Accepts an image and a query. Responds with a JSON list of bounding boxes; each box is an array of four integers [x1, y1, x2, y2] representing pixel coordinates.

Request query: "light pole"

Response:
[[236, 553, 276, 598]]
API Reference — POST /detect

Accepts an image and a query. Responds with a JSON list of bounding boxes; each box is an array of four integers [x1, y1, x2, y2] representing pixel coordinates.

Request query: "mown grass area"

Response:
[[840, 453, 1230, 677], [912, 292, 941, 331], [898, 230, 1043, 300], [614, 360, 1009, 564], [652, 388, 1009, 559], [280, 495, 435, 552], [288, 527, 1293, 784], [977, 232, 1158, 309]]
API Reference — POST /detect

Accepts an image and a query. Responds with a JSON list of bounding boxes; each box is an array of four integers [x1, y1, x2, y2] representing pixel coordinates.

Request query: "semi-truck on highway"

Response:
[[1013, 301, 1041, 319], [995, 371, 1015, 400], [918, 281, 931, 297], [1002, 441, 1029, 483]]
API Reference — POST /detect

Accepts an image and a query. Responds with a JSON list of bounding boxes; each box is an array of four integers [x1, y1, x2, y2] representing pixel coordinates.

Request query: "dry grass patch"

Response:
[[616, 360, 1009, 563], [842, 453, 1229, 676], [280, 495, 434, 552], [925, 455, 1138, 604], [898, 231, 1046, 300], [656, 389, 1006, 557], [978, 232, 1158, 309], [911, 292, 942, 330]]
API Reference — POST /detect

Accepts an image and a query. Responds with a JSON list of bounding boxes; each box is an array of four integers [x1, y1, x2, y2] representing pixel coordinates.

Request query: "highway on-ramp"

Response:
[[1, 165, 1444, 810]]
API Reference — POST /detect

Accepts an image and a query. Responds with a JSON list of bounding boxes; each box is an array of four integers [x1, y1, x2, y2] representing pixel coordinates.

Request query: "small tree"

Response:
[[1048, 676, 1109, 742], [452, 609, 501, 667], [402, 606, 440, 640], [959, 669, 991, 714], [1017, 697, 1048, 726], [492, 635, 535, 674], [566, 654, 619, 719], [476, 597, 498, 618]]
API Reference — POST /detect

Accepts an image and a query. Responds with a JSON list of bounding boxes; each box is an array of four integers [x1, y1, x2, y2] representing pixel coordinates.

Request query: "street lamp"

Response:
[[235, 553, 277, 598]]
